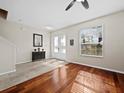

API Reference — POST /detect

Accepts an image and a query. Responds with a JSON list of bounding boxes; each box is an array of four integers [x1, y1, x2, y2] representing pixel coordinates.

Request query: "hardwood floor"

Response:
[[0, 63, 124, 93]]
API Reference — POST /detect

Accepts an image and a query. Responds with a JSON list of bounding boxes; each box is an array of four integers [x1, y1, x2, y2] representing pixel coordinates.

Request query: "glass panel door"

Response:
[[59, 35, 66, 54], [54, 36, 59, 53], [53, 35, 66, 59]]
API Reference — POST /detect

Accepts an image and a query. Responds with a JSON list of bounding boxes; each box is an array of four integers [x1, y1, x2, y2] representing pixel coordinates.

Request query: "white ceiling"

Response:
[[0, 0, 124, 31]]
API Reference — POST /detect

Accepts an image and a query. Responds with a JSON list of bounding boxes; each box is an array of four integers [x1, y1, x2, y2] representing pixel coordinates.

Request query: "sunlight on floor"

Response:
[[71, 71, 116, 93]]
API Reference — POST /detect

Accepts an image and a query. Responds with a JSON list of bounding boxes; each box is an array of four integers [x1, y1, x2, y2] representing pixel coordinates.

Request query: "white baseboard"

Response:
[[0, 69, 16, 76], [67, 60, 124, 74], [16, 60, 32, 65], [16, 58, 52, 65]]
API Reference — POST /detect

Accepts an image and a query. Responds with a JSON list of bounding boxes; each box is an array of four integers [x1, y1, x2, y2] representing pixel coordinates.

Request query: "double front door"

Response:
[[52, 35, 66, 60]]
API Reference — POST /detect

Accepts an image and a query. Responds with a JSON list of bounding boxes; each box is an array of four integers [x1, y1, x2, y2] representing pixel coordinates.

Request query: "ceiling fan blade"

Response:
[[81, 0, 89, 9], [65, 0, 76, 11]]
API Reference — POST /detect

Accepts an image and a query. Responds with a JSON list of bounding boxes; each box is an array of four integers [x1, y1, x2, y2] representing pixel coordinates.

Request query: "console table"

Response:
[[32, 51, 45, 61]]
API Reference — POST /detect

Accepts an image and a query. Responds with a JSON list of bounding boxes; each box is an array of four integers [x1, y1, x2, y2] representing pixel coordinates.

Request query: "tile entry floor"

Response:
[[0, 59, 68, 91]]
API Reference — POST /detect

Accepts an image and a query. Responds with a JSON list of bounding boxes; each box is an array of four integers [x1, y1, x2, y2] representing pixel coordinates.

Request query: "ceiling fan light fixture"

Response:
[[76, 0, 84, 2], [65, 0, 89, 11]]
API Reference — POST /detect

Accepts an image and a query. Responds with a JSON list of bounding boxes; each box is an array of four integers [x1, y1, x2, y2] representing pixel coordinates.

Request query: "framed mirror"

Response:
[[33, 34, 43, 47], [79, 25, 103, 57]]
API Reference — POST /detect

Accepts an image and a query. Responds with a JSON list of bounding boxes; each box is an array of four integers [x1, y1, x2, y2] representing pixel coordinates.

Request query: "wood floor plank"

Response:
[[0, 63, 124, 93]]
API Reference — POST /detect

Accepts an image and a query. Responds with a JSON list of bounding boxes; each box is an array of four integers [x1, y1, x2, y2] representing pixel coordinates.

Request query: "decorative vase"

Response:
[[34, 49, 37, 52], [38, 48, 40, 52]]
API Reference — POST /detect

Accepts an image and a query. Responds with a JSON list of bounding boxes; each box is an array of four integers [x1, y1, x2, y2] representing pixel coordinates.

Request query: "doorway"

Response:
[[52, 35, 66, 60]]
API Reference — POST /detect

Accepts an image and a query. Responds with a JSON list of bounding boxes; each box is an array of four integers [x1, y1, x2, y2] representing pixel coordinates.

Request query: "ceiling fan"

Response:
[[65, 0, 89, 11]]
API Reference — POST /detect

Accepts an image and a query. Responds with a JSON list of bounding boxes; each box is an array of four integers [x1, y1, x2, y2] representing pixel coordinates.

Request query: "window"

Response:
[[79, 25, 103, 57]]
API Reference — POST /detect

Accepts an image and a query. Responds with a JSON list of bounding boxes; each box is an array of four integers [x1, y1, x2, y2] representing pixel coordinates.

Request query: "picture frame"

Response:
[[33, 34, 43, 47], [70, 39, 74, 46]]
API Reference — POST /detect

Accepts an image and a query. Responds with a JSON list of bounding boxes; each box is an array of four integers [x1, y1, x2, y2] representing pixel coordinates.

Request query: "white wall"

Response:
[[0, 36, 16, 74], [0, 18, 50, 64], [51, 11, 124, 73]]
